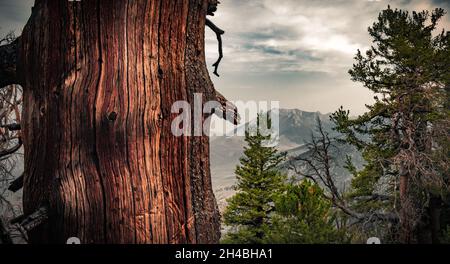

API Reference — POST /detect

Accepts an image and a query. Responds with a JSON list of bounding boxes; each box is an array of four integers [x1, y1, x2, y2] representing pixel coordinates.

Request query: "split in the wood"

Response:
[[10, 206, 49, 232], [206, 19, 224, 77]]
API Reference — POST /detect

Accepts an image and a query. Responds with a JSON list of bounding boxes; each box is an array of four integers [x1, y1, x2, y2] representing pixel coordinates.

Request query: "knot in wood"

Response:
[[108, 111, 118, 122]]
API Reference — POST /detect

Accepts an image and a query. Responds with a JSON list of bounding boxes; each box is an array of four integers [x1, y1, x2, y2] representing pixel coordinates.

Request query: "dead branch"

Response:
[[353, 194, 392, 202], [214, 90, 240, 125], [290, 118, 398, 224], [206, 19, 224, 77], [0, 138, 22, 159], [11, 206, 48, 232]]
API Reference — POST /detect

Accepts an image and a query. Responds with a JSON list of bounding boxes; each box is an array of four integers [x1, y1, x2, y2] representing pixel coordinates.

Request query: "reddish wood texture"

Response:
[[18, 0, 223, 244]]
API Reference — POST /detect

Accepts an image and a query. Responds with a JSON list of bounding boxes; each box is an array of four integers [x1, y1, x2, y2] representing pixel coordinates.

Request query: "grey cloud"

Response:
[[243, 44, 285, 55], [431, 0, 450, 9], [0, 0, 33, 35], [206, 0, 450, 115], [241, 26, 298, 41], [0, 0, 448, 116]]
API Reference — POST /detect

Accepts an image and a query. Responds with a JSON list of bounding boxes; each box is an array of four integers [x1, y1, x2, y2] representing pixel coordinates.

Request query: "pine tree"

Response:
[[268, 180, 347, 244], [223, 115, 285, 244], [331, 7, 450, 243]]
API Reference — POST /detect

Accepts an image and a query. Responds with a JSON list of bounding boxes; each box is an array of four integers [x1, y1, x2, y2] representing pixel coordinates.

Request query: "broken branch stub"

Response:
[[11, 206, 49, 232]]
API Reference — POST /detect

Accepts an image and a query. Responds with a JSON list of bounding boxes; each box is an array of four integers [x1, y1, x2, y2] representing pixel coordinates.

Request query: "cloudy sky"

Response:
[[1, 0, 449, 118], [204, 0, 450, 116]]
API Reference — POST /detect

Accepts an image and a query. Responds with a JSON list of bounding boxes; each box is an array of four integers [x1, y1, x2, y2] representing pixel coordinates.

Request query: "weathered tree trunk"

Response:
[[399, 173, 412, 243], [10, 0, 233, 244], [429, 196, 442, 244]]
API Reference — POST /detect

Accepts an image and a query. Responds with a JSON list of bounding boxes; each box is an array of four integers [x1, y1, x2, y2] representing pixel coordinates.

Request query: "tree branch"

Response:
[[289, 118, 399, 225], [206, 19, 224, 77], [11, 206, 49, 232], [0, 138, 22, 158], [214, 90, 240, 125], [353, 194, 393, 202]]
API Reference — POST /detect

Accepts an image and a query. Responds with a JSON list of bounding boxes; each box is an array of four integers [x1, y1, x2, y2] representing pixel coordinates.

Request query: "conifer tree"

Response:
[[223, 115, 285, 244], [331, 7, 450, 243], [268, 180, 347, 244]]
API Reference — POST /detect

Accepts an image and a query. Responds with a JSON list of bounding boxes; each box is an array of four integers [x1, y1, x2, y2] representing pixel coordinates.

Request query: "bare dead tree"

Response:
[[289, 117, 398, 230]]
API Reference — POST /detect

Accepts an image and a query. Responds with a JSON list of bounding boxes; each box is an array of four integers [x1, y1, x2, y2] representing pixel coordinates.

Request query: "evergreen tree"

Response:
[[268, 180, 347, 244], [223, 115, 286, 244], [331, 7, 450, 243]]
